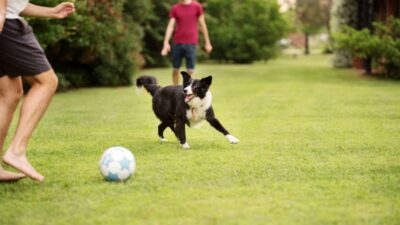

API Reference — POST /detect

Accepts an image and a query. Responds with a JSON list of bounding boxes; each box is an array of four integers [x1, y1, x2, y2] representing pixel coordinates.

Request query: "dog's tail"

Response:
[[136, 75, 160, 96]]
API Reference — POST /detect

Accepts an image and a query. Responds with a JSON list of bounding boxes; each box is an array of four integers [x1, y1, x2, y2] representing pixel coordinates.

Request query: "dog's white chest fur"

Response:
[[186, 91, 212, 128]]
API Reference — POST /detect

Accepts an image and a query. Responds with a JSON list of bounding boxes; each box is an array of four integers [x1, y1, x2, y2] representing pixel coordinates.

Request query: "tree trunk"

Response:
[[358, 0, 374, 74], [364, 57, 372, 75], [304, 32, 310, 55]]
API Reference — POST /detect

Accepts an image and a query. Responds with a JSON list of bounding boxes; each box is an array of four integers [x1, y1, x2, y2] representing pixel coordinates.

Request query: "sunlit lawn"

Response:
[[1, 54, 399, 225]]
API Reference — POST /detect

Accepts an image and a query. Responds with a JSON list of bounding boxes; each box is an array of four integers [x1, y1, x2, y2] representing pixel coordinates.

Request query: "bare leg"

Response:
[[174, 69, 194, 85], [172, 69, 180, 85], [0, 76, 26, 181], [3, 70, 58, 182]]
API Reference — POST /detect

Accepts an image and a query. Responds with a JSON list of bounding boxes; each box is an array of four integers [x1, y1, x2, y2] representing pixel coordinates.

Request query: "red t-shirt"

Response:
[[169, 2, 204, 44]]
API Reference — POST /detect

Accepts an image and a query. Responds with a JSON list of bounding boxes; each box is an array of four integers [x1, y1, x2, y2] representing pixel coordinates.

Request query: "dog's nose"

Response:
[[183, 89, 188, 94]]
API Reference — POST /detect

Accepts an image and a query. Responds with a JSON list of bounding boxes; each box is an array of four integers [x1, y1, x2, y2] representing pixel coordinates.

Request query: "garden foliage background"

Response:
[[29, 0, 286, 89]]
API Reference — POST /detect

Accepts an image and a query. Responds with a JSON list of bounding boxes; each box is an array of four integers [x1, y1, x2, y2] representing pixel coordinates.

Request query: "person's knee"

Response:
[[173, 69, 180, 75], [1, 88, 23, 106], [187, 69, 194, 76], [34, 70, 58, 93], [47, 73, 59, 93]]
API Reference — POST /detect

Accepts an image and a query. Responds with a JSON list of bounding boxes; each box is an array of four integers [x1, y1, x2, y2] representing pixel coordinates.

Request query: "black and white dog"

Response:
[[136, 71, 239, 149]]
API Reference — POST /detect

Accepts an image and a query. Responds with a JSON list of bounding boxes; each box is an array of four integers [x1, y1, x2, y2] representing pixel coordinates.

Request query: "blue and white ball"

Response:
[[99, 146, 136, 182]]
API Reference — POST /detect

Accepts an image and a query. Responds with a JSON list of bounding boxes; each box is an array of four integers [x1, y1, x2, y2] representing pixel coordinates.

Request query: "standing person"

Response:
[[0, 0, 75, 182], [161, 0, 213, 85]]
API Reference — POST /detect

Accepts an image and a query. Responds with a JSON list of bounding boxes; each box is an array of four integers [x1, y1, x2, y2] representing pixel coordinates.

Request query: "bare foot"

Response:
[[0, 168, 26, 182], [2, 151, 45, 182]]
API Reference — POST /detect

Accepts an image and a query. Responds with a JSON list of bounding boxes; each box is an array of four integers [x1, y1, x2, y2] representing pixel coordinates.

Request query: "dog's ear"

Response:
[[181, 71, 191, 82], [201, 76, 212, 87]]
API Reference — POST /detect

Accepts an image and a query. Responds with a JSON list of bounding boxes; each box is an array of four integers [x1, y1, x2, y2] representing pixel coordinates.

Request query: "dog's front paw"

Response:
[[181, 143, 190, 149], [226, 134, 239, 144]]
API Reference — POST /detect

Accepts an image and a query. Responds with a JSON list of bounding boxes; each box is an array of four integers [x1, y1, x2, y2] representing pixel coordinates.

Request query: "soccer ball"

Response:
[[99, 146, 136, 182]]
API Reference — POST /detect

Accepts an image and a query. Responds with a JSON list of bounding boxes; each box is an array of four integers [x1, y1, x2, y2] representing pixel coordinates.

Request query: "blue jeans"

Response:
[[171, 44, 196, 71]]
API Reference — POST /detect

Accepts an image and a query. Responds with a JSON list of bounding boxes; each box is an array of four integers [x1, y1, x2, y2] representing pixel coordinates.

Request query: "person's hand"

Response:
[[161, 43, 171, 56], [0, 15, 5, 33], [51, 2, 75, 19], [205, 43, 213, 54]]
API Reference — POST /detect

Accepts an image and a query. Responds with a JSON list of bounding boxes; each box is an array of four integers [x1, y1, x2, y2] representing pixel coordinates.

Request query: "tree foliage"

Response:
[[334, 17, 400, 79], [206, 0, 286, 63], [331, 0, 358, 68], [30, 0, 145, 88], [296, 0, 329, 34], [295, 0, 332, 54], [139, 0, 176, 67], [28, 0, 287, 89]]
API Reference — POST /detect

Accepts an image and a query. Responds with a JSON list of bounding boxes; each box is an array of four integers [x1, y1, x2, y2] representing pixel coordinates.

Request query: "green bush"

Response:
[[206, 0, 286, 63], [139, 0, 286, 66], [331, 0, 358, 68], [28, 0, 289, 87], [138, 1, 176, 68], [333, 17, 400, 79], [29, 0, 146, 88]]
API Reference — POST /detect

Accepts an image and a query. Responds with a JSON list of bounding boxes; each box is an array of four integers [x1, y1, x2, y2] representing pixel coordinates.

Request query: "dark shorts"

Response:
[[0, 19, 52, 78], [171, 44, 196, 71]]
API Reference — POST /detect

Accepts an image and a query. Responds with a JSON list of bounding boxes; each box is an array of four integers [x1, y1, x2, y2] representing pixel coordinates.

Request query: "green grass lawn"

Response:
[[1, 55, 399, 225]]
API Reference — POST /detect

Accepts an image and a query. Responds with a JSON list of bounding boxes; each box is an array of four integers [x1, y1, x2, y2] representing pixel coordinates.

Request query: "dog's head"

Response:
[[181, 71, 212, 103]]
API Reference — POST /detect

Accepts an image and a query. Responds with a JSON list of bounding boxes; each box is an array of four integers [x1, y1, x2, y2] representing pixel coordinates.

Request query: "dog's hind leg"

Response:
[[168, 124, 176, 135], [158, 122, 169, 141]]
